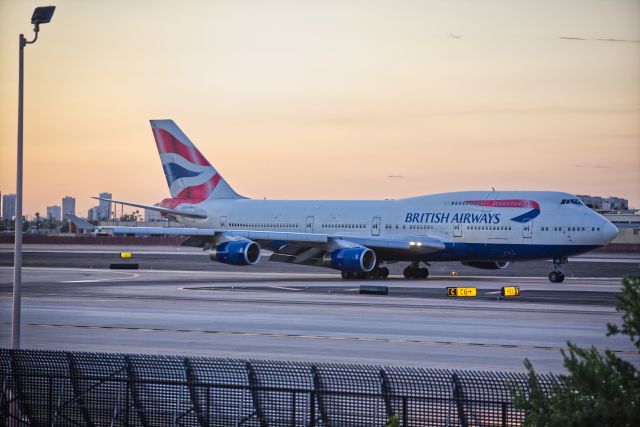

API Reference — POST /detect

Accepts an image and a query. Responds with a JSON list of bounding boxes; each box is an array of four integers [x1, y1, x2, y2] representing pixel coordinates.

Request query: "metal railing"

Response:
[[1, 348, 555, 426]]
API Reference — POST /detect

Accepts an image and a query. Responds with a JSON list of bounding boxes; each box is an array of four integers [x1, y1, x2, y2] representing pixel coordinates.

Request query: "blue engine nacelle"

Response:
[[461, 261, 511, 270], [210, 240, 261, 266], [323, 247, 376, 273]]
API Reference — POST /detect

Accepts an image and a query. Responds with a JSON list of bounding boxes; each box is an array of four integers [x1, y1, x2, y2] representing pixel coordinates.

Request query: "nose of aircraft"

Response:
[[601, 220, 618, 244]]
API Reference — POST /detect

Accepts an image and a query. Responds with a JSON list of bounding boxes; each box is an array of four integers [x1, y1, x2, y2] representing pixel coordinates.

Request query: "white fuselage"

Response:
[[176, 190, 617, 262]]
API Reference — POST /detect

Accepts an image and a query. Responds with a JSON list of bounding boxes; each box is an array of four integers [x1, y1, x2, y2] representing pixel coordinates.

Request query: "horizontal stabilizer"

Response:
[[92, 197, 207, 219], [104, 226, 214, 236]]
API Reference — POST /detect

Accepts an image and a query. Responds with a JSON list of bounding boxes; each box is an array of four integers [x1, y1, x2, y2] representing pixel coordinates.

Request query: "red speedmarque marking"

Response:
[[464, 199, 540, 209], [153, 128, 210, 167]]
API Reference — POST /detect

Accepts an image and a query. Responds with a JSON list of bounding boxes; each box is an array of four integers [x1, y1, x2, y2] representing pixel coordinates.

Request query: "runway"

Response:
[[0, 245, 638, 374]]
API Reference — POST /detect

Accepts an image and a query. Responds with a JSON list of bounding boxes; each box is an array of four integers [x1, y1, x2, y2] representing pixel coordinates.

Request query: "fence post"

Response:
[[402, 396, 408, 427], [309, 391, 315, 427], [48, 376, 53, 426], [207, 387, 210, 426], [125, 374, 130, 425], [452, 373, 468, 427], [502, 401, 507, 427]]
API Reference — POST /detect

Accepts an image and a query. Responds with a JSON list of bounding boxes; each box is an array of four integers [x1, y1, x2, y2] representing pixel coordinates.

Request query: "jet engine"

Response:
[[210, 240, 261, 266], [323, 247, 376, 273], [461, 261, 511, 270]]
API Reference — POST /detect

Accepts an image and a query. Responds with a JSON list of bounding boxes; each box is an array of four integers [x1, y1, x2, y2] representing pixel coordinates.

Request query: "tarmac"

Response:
[[0, 244, 638, 373]]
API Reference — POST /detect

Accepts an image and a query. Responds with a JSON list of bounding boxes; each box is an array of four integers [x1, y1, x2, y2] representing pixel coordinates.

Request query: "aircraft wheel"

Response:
[[371, 268, 383, 280], [380, 267, 389, 279], [549, 271, 565, 283], [403, 266, 414, 279], [341, 271, 352, 280], [419, 268, 429, 279]]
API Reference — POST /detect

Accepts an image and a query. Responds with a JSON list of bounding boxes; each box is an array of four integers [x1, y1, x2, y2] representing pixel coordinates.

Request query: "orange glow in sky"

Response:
[[1, 0, 638, 216]]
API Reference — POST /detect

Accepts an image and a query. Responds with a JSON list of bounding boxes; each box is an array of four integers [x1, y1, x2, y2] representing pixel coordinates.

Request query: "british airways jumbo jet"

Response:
[[85, 120, 618, 283]]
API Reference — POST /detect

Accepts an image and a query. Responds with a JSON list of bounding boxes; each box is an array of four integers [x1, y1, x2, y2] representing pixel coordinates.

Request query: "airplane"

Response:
[[73, 119, 619, 283]]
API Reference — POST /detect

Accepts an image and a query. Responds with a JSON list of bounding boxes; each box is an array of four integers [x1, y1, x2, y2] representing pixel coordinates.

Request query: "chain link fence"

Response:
[[1, 348, 555, 426]]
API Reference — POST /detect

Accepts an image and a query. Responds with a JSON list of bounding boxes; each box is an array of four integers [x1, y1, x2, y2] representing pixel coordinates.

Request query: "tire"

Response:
[[403, 267, 413, 279], [372, 268, 383, 280], [549, 271, 560, 283], [341, 271, 351, 280], [420, 268, 429, 279], [381, 267, 389, 279], [557, 272, 565, 283]]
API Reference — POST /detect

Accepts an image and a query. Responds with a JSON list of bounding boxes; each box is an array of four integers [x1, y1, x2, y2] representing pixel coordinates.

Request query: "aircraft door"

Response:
[[453, 223, 462, 237], [306, 216, 314, 233], [220, 216, 227, 228], [522, 222, 532, 238], [372, 217, 381, 236]]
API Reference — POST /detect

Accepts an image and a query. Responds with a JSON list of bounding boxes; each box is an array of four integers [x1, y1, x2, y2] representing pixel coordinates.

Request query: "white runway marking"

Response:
[[569, 257, 639, 264], [61, 272, 139, 283], [269, 285, 301, 291]]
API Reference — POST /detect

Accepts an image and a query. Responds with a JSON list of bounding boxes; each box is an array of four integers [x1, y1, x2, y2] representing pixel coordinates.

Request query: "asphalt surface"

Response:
[[1, 244, 638, 277], [0, 245, 638, 373]]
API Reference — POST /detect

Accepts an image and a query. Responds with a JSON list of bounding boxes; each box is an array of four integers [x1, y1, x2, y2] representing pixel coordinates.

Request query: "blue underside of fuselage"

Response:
[[378, 243, 601, 262]]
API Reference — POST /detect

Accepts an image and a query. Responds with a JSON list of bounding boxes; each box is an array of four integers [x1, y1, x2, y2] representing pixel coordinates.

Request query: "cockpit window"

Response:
[[561, 198, 584, 205]]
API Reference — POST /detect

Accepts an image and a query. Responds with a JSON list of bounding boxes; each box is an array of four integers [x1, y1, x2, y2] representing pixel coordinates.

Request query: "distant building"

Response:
[[46, 205, 62, 221], [87, 206, 101, 222], [144, 204, 163, 221], [98, 192, 112, 221], [2, 194, 16, 220], [577, 195, 629, 212], [62, 196, 76, 219], [604, 212, 640, 246]]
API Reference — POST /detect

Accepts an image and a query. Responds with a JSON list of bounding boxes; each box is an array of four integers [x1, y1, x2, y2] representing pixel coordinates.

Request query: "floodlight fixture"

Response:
[[31, 6, 56, 25]]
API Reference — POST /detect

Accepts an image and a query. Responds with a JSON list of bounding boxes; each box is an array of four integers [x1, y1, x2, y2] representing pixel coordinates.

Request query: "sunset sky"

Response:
[[0, 0, 638, 217]]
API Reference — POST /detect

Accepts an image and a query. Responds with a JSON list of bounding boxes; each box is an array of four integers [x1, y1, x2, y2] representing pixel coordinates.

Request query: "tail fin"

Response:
[[150, 120, 244, 201]]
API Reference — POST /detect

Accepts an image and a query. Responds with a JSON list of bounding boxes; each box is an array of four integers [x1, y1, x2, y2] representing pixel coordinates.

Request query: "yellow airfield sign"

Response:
[[119, 252, 133, 258], [446, 287, 477, 297], [501, 286, 520, 297]]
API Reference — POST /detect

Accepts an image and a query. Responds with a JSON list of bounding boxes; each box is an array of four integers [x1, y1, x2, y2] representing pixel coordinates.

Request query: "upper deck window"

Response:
[[561, 199, 584, 205]]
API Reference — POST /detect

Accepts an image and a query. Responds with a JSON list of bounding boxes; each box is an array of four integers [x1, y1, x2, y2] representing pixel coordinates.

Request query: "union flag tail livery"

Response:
[[79, 119, 618, 284], [150, 120, 243, 203]]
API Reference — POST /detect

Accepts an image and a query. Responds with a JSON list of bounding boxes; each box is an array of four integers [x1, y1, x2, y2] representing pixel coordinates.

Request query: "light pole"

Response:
[[12, 6, 55, 349]]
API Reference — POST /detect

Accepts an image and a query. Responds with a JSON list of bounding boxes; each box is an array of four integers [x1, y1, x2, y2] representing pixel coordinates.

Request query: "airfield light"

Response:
[[31, 6, 56, 25], [12, 6, 56, 349]]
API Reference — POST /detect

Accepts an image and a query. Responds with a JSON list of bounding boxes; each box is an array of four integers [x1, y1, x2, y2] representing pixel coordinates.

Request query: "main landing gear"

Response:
[[403, 262, 429, 279], [341, 265, 389, 280], [549, 257, 567, 283]]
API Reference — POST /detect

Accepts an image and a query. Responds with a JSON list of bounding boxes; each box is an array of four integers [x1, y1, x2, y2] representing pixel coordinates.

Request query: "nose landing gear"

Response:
[[403, 262, 429, 279], [549, 257, 567, 283]]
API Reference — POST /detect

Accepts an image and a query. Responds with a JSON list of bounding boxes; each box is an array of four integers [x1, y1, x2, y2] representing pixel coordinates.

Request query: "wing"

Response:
[[66, 216, 444, 262]]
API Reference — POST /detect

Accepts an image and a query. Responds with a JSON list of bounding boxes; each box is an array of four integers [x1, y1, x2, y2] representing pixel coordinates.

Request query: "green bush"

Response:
[[510, 277, 640, 426]]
